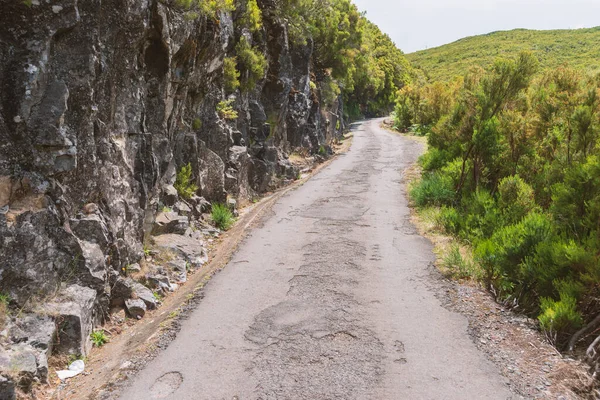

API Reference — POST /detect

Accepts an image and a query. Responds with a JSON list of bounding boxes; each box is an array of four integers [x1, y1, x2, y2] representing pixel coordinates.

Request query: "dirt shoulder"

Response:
[[381, 120, 597, 399], [42, 134, 353, 400]]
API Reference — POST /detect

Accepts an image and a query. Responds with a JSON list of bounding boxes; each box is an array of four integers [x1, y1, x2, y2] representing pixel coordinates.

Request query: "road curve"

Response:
[[120, 119, 513, 399]]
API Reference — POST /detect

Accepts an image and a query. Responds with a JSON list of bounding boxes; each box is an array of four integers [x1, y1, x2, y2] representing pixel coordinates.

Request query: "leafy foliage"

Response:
[[192, 118, 202, 130], [90, 330, 108, 347], [211, 203, 234, 230], [223, 57, 240, 93], [174, 163, 199, 199], [539, 295, 583, 347], [235, 37, 268, 92], [217, 99, 239, 120], [410, 172, 455, 208], [403, 51, 600, 347], [409, 27, 600, 82], [242, 0, 262, 32], [177, 0, 235, 20]]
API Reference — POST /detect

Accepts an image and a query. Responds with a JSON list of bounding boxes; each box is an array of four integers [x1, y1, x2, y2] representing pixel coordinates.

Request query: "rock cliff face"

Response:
[[0, 0, 342, 394]]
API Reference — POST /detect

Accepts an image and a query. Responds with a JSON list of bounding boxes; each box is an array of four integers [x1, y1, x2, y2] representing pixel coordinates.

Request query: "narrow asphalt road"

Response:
[[120, 119, 512, 399]]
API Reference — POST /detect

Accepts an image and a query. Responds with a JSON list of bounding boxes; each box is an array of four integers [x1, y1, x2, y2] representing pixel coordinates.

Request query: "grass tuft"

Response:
[[211, 203, 234, 231]]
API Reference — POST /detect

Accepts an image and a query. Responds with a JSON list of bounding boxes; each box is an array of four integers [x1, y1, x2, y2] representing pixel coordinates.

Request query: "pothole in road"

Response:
[[149, 371, 183, 399]]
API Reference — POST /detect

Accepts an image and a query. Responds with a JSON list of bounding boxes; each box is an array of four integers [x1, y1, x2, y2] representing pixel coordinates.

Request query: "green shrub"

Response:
[[419, 148, 453, 172], [475, 238, 512, 293], [235, 37, 267, 92], [550, 156, 600, 238], [408, 124, 430, 136], [211, 203, 234, 230], [461, 190, 501, 241], [437, 206, 461, 234], [476, 212, 555, 302], [177, 0, 235, 20], [320, 76, 341, 107], [538, 294, 583, 348], [442, 244, 477, 280], [223, 57, 240, 93], [410, 172, 455, 208], [174, 163, 199, 199], [217, 99, 238, 120], [498, 175, 537, 224], [242, 0, 262, 32], [90, 330, 108, 347]]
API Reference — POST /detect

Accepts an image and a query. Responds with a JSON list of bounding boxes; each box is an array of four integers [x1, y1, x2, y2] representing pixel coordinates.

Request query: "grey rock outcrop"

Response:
[[0, 0, 344, 393]]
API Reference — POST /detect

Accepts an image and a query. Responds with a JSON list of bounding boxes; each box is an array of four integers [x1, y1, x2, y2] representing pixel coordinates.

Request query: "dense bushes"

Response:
[[404, 53, 600, 349], [410, 172, 454, 207]]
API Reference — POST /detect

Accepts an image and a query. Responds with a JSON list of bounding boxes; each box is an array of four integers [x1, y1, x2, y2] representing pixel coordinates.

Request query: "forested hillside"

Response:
[[408, 27, 600, 82], [396, 50, 600, 363]]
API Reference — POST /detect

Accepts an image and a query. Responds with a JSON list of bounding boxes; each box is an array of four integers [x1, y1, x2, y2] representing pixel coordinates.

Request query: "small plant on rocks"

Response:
[[174, 163, 198, 199], [217, 99, 238, 120], [211, 203, 234, 231], [0, 293, 10, 330], [90, 330, 108, 347]]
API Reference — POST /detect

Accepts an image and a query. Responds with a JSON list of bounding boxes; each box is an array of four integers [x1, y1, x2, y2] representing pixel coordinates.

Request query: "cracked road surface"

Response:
[[121, 119, 512, 399]]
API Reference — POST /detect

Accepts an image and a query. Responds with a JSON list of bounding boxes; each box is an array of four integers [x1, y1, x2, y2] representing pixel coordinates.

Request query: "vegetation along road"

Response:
[[120, 119, 513, 399]]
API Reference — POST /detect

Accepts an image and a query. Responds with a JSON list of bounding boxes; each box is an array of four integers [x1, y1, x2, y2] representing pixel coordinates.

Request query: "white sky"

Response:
[[352, 0, 600, 53]]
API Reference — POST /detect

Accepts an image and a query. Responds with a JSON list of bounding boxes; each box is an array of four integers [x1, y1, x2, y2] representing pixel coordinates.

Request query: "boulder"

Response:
[[70, 214, 110, 250], [77, 240, 107, 289], [131, 282, 158, 310], [125, 299, 146, 319], [110, 277, 135, 307], [189, 195, 211, 213], [127, 263, 142, 273], [173, 201, 192, 215], [152, 212, 189, 236], [41, 285, 97, 356], [0, 345, 38, 391], [9, 315, 55, 353], [226, 197, 237, 211], [148, 274, 178, 293], [162, 185, 179, 207], [0, 375, 15, 400], [0, 314, 55, 385], [153, 234, 208, 268], [167, 259, 188, 284]]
